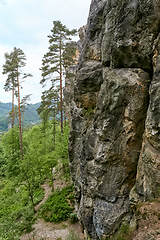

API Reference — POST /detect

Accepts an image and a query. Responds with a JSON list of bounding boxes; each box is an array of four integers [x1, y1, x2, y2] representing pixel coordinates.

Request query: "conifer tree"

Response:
[[63, 41, 78, 74], [3, 52, 17, 128], [3, 47, 32, 158], [40, 21, 77, 134]]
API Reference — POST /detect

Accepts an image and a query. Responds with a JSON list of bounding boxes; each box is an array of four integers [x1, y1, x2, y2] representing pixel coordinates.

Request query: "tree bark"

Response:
[[17, 69, 23, 158], [59, 36, 63, 134], [53, 108, 56, 149], [11, 87, 15, 128]]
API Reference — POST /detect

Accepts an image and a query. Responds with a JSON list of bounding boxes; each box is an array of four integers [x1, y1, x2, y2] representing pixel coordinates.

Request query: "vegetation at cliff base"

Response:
[[0, 122, 71, 239], [39, 185, 74, 223]]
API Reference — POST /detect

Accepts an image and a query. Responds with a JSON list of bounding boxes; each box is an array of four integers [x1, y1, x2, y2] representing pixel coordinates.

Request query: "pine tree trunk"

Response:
[[53, 108, 56, 149], [59, 37, 63, 134], [11, 87, 15, 128], [22, 109, 25, 132], [17, 70, 23, 158]]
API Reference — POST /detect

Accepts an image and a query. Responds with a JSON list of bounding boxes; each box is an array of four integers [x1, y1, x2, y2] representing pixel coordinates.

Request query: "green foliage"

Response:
[[39, 185, 74, 223], [1, 127, 20, 177], [0, 143, 6, 177], [40, 20, 77, 134], [0, 179, 35, 239], [0, 120, 70, 239], [33, 187, 45, 205], [40, 20, 77, 86], [0, 177, 44, 239], [54, 125, 70, 179]]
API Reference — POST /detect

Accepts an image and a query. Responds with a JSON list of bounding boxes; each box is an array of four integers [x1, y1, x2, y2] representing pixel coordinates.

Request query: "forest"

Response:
[[0, 20, 79, 240], [0, 122, 73, 239]]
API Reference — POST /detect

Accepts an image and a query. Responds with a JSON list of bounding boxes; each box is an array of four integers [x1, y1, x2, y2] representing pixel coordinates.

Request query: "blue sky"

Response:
[[0, 0, 91, 103]]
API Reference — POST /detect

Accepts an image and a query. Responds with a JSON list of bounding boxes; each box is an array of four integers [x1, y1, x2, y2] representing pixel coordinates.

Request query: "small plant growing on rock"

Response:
[[70, 213, 78, 224]]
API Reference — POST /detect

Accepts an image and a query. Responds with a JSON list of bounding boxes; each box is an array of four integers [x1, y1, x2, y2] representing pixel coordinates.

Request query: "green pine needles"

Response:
[[40, 21, 77, 134]]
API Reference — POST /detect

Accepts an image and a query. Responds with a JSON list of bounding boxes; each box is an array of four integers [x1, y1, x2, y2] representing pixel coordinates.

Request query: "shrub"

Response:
[[40, 185, 74, 222]]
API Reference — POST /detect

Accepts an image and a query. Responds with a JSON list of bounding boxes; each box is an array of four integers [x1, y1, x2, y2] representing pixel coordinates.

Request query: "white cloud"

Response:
[[0, 0, 91, 103]]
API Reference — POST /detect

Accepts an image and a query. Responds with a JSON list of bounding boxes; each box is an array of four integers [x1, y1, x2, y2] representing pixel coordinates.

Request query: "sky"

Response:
[[0, 0, 91, 103]]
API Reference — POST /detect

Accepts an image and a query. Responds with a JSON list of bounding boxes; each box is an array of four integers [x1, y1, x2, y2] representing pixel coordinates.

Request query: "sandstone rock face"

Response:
[[69, 0, 160, 239]]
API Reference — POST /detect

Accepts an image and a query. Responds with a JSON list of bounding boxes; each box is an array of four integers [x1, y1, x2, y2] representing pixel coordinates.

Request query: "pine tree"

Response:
[[40, 21, 77, 134], [3, 52, 17, 128], [3, 47, 32, 158], [63, 41, 77, 124], [63, 41, 78, 74]]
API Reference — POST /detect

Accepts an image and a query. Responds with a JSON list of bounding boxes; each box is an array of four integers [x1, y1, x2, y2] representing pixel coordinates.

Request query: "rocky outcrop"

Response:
[[135, 34, 160, 201], [68, 0, 160, 239]]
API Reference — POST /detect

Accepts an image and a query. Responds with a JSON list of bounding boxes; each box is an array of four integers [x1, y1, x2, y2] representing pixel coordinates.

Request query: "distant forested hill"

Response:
[[0, 102, 41, 131]]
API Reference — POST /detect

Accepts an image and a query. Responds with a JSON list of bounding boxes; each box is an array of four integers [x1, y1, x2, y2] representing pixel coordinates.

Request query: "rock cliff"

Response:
[[68, 0, 160, 239]]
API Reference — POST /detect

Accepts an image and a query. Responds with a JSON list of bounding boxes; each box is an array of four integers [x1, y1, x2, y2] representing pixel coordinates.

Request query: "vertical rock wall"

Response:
[[69, 0, 160, 239]]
